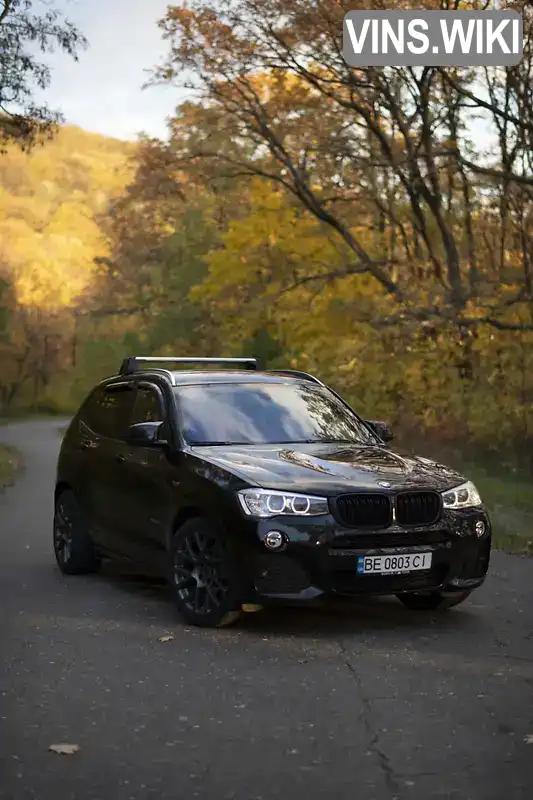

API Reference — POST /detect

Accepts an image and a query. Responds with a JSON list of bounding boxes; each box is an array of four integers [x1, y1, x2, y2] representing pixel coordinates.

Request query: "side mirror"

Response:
[[126, 421, 167, 447], [366, 420, 394, 443]]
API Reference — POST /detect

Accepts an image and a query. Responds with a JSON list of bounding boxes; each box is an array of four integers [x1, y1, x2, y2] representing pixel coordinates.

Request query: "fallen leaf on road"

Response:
[[524, 735, 533, 744], [49, 744, 80, 755], [158, 635, 174, 643]]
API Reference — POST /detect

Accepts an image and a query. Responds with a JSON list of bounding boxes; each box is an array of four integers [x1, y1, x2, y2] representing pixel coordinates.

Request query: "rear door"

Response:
[[76, 381, 136, 555]]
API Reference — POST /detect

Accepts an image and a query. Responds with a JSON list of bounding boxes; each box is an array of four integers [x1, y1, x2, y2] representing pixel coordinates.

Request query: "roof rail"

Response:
[[133, 368, 177, 385], [119, 356, 258, 377], [271, 369, 324, 386]]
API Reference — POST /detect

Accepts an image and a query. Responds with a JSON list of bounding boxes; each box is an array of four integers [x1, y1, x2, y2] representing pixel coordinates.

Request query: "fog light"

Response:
[[475, 521, 486, 538], [265, 531, 285, 550]]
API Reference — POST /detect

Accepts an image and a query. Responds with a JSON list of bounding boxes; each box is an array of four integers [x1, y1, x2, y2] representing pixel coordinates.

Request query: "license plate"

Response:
[[357, 552, 433, 575]]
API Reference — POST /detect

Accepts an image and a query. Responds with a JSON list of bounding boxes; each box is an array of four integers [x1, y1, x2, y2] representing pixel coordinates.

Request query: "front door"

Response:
[[115, 382, 177, 569]]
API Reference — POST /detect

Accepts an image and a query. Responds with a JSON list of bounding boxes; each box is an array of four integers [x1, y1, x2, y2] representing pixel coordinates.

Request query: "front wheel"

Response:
[[396, 589, 472, 611], [53, 490, 101, 575], [170, 517, 244, 628]]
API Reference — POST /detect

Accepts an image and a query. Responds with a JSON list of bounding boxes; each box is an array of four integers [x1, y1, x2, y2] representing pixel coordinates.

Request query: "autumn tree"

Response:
[[87, 134, 236, 365], [152, 0, 533, 336], [0, 0, 87, 148]]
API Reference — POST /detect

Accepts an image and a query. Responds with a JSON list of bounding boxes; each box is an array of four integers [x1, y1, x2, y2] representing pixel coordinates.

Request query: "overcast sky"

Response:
[[33, 0, 182, 141]]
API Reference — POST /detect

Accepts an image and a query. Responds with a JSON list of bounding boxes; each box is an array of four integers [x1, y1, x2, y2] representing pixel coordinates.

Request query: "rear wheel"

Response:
[[396, 589, 472, 611], [53, 490, 101, 575], [170, 517, 244, 628]]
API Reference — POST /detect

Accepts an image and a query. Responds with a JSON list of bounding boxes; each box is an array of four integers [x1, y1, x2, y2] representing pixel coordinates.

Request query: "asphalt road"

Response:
[[1, 419, 533, 800]]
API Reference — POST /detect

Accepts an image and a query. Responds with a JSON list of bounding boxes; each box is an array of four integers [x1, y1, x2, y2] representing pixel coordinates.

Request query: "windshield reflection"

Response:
[[174, 382, 379, 447]]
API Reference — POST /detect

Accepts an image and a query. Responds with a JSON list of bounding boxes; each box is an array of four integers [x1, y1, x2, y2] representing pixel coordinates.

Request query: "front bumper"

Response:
[[244, 507, 492, 602]]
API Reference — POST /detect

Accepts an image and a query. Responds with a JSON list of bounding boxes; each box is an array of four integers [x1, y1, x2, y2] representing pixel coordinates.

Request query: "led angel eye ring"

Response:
[[266, 494, 286, 514], [290, 496, 311, 514]]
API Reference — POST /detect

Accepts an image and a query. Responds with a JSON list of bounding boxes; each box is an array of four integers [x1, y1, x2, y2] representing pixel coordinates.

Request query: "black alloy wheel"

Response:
[[396, 589, 472, 611], [170, 517, 244, 628], [53, 490, 101, 575]]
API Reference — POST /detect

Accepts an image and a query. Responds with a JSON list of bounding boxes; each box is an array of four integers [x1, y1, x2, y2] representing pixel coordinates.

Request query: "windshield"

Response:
[[174, 382, 380, 446]]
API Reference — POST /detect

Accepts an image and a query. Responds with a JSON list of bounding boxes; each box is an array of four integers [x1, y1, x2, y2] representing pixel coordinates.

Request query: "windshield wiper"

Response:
[[188, 441, 243, 446], [187, 439, 379, 447], [297, 439, 375, 445]]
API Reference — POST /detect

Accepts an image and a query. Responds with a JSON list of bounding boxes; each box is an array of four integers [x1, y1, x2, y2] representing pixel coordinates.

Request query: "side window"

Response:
[[130, 386, 165, 426], [79, 384, 135, 440]]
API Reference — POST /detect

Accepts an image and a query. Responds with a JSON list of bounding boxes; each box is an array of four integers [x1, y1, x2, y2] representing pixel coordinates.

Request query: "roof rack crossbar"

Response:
[[270, 369, 324, 386], [119, 356, 258, 377]]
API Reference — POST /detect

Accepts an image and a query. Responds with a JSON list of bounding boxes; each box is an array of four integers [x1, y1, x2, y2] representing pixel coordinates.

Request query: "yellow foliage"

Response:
[[195, 179, 345, 310], [0, 125, 133, 312]]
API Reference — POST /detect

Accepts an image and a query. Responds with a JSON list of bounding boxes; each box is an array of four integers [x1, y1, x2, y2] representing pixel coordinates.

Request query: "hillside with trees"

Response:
[[0, 125, 134, 409]]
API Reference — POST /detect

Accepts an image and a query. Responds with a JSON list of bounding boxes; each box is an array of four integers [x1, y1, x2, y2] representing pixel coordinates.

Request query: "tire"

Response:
[[170, 517, 245, 628], [396, 589, 472, 611], [53, 490, 101, 575]]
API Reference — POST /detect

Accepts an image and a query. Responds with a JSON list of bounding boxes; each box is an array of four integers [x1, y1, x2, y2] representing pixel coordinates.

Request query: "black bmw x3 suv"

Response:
[[54, 356, 491, 627]]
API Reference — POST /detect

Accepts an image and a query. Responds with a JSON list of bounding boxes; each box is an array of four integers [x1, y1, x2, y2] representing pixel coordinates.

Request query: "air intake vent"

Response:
[[330, 530, 449, 550]]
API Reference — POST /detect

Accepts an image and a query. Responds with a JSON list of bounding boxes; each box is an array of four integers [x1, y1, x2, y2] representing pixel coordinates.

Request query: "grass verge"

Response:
[[461, 465, 533, 556], [396, 434, 533, 556], [0, 442, 25, 491]]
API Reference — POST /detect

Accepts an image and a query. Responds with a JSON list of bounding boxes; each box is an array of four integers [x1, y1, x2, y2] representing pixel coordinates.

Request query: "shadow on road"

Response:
[[75, 559, 485, 641]]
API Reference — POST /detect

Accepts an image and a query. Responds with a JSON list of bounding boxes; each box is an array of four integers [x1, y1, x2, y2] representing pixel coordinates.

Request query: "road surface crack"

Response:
[[338, 641, 404, 800]]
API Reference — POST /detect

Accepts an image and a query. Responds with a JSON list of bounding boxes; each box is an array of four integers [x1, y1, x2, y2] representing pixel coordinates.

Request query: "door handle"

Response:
[[116, 453, 127, 463], [80, 441, 91, 451]]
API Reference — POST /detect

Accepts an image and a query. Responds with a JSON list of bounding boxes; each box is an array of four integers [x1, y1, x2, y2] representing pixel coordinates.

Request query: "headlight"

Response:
[[441, 481, 482, 509], [237, 488, 329, 518]]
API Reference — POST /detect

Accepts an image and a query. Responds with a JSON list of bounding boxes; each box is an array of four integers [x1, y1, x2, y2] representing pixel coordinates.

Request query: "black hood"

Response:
[[193, 442, 466, 495]]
